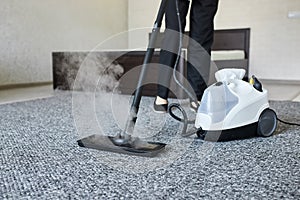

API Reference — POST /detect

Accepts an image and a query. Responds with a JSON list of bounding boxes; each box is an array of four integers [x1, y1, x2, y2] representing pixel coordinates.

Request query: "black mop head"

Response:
[[77, 134, 166, 157]]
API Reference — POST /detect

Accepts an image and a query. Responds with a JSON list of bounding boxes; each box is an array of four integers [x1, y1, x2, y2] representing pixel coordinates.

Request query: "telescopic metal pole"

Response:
[[121, 0, 169, 139]]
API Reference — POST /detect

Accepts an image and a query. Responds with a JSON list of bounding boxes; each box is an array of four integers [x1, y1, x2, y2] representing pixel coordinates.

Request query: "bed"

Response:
[[52, 28, 250, 98]]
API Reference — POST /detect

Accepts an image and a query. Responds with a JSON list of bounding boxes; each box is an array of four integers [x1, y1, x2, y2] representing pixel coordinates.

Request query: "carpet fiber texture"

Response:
[[0, 92, 299, 199]]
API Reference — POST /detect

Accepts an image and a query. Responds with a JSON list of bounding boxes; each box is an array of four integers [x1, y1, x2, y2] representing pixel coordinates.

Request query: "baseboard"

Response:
[[260, 79, 300, 85], [0, 82, 53, 90]]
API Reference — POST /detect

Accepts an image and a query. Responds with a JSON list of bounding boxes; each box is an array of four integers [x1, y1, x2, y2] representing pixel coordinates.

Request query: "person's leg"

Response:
[[156, 0, 190, 102], [187, 0, 219, 101]]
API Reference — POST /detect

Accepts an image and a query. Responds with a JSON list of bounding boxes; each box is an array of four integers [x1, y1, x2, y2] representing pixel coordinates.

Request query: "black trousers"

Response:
[[157, 0, 219, 101]]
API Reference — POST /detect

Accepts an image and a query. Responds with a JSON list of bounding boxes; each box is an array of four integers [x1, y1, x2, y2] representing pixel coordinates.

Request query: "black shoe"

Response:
[[153, 99, 168, 114], [190, 101, 200, 113]]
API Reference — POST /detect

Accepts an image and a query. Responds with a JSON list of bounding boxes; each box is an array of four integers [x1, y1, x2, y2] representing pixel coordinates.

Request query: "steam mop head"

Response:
[[77, 134, 166, 157]]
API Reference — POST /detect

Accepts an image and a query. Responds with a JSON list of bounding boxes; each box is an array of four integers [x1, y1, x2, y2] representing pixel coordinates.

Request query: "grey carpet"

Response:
[[1, 92, 300, 199]]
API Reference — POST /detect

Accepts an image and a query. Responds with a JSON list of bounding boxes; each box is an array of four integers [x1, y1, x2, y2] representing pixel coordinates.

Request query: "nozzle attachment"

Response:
[[250, 75, 263, 92]]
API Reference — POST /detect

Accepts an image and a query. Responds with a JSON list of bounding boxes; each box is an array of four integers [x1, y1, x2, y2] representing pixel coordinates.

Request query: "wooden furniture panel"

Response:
[[53, 29, 250, 99]]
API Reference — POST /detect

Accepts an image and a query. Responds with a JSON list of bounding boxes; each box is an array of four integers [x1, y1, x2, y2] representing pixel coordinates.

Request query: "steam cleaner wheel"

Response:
[[257, 108, 277, 137]]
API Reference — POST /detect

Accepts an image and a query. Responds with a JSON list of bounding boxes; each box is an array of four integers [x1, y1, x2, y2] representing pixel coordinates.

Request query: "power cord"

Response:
[[277, 117, 300, 126]]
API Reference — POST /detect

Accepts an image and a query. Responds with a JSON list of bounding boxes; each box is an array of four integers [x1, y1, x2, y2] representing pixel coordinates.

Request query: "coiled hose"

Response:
[[168, 103, 197, 137]]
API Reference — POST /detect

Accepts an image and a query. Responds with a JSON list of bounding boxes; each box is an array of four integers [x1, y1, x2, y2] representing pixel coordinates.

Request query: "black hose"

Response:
[[172, 0, 198, 103], [168, 103, 196, 137], [167, 0, 197, 137]]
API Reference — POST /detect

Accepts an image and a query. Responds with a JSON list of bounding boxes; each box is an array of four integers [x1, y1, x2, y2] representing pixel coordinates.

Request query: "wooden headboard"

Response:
[[150, 28, 250, 80], [212, 28, 250, 81], [212, 28, 250, 58], [151, 28, 250, 57]]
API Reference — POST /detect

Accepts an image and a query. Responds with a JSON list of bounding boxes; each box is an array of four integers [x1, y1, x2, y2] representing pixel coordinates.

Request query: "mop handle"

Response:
[[123, 0, 169, 135]]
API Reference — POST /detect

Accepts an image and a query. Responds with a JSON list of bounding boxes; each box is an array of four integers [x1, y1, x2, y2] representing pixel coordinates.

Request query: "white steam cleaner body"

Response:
[[195, 68, 277, 141]]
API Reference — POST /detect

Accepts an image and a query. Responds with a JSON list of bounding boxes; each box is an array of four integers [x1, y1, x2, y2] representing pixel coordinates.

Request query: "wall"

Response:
[[128, 0, 162, 50], [215, 0, 300, 81], [0, 0, 128, 86], [128, 0, 300, 81]]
